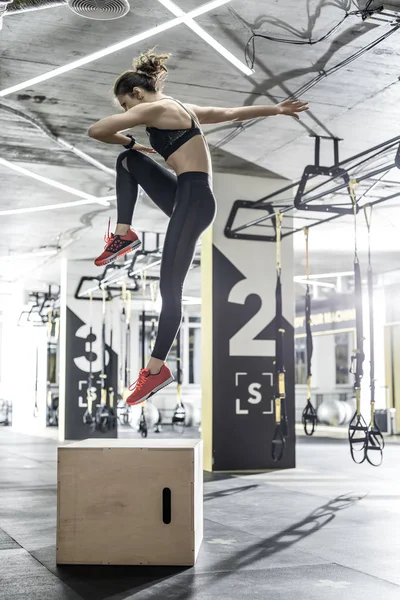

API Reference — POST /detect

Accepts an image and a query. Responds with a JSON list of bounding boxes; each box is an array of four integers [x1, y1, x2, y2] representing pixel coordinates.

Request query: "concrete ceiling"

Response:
[[1, 0, 400, 293]]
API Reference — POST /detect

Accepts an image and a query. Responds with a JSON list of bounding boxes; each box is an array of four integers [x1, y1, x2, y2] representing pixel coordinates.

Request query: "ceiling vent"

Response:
[[67, 0, 129, 20]]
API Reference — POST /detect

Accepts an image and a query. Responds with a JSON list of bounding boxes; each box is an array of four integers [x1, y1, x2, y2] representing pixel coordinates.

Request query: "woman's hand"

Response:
[[276, 99, 309, 120], [133, 143, 157, 154]]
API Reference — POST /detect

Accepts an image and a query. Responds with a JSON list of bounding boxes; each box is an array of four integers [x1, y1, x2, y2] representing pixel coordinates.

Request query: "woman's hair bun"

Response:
[[132, 48, 170, 81]]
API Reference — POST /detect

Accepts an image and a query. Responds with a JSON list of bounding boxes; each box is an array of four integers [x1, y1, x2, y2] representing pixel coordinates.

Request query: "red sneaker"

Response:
[[94, 219, 141, 267], [126, 365, 175, 406]]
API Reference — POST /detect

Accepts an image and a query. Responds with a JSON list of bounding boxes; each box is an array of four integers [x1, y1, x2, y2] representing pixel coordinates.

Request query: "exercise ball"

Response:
[[341, 401, 354, 425], [317, 400, 346, 426], [129, 402, 160, 430]]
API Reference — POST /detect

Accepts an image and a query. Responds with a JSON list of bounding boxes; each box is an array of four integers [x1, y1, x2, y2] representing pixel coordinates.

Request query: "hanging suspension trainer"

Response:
[[348, 180, 368, 463], [364, 205, 384, 466], [100, 285, 108, 405], [138, 309, 148, 438], [107, 313, 117, 431], [123, 289, 132, 402], [172, 327, 186, 435], [271, 212, 288, 462], [94, 285, 115, 433], [46, 308, 53, 418], [33, 343, 39, 418], [83, 294, 95, 427], [301, 227, 317, 436], [119, 281, 127, 400]]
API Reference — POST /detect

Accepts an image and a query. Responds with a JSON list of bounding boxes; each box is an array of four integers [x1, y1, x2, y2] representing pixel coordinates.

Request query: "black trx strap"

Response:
[[123, 289, 132, 402], [172, 327, 186, 435], [348, 181, 368, 463], [364, 205, 384, 466], [83, 294, 95, 427], [139, 309, 148, 438], [301, 228, 317, 436], [33, 343, 39, 418], [100, 285, 108, 406], [271, 213, 288, 462], [94, 285, 116, 433], [46, 309, 53, 421], [107, 321, 117, 431]]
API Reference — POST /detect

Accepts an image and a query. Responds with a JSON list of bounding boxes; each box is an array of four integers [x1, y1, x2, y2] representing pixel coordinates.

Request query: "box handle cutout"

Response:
[[162, 488, 171, 524]]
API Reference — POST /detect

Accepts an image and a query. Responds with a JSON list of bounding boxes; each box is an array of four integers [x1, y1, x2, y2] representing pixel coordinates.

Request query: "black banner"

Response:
[[65, 307, 118, 440], [212, 247, 295, 471]]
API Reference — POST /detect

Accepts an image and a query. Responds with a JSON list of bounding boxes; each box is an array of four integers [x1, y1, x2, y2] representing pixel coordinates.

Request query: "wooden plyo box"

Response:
[[56, 439, 203, 565]]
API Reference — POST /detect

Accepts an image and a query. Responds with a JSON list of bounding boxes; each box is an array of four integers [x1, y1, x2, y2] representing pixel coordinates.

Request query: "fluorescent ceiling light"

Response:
[[0, 157, 109, 207], [0, 198, 97, 216], [0, 249, 58, 261], [295, 279, 336, 289], [294, 271, 353, 280], [0, 0, 232, 97], [156, 0, 253, 76]]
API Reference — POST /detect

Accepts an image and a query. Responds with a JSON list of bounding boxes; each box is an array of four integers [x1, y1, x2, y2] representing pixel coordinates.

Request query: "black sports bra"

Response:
[[146, 98, 202, 160]]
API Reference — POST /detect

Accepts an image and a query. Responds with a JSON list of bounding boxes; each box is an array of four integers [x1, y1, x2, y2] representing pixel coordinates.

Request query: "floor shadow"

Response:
[[164, 493, 364, 599], [204, 484, 260, 502]]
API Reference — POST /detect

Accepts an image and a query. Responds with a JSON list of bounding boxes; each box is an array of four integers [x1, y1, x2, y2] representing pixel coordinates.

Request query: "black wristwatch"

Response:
[[123, 134, 136, 149]]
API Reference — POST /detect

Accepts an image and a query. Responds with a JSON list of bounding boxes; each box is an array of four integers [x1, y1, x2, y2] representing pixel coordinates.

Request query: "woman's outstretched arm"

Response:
[[188, 100, 309, 124]]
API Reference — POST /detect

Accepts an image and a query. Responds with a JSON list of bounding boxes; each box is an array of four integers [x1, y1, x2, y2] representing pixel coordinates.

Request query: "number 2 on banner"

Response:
[[228, 280, 275, 357]]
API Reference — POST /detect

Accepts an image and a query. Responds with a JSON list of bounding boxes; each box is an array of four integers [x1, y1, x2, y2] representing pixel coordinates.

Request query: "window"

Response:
[[295, 338, 307, 385], [335, 332, 350, 384]]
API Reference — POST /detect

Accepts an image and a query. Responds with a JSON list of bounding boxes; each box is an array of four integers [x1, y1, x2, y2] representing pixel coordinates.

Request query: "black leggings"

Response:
[[116, 150, 216, 361]]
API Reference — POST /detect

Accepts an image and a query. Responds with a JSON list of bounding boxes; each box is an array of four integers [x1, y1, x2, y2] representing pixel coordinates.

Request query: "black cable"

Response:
[[213, 23, 400, 151], [244, 4, 384, 69]]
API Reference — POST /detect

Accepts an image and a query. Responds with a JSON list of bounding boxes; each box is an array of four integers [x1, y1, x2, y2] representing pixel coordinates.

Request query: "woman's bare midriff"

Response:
[[166, 135, 211, 176]]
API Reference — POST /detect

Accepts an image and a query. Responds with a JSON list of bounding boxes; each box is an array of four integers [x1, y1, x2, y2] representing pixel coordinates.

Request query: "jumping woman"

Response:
[[88, 49, 309, 406]]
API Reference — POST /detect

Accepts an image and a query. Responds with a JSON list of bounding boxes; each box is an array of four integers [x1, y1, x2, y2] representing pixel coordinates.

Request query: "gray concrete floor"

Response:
[[0, 427, 399, 599]]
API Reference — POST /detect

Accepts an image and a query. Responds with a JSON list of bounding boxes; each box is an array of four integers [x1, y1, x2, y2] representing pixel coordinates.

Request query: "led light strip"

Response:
[[0, 250, 58, 261], [0, 0, 235, 97], [0, 198, 97, 216], [156, 0, 252, 75], [0, 157, 110, 214]]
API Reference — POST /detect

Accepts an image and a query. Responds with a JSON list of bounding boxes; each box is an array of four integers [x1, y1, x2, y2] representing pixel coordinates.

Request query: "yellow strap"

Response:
[[278, 372, 285, 398], [307, 375, 312, 401], [275, 397, 282, 424], [370, 400, 375, 427], [47, 309, 53, 338], [355, 387, 361, 416], [121, 280, 127, 302]]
